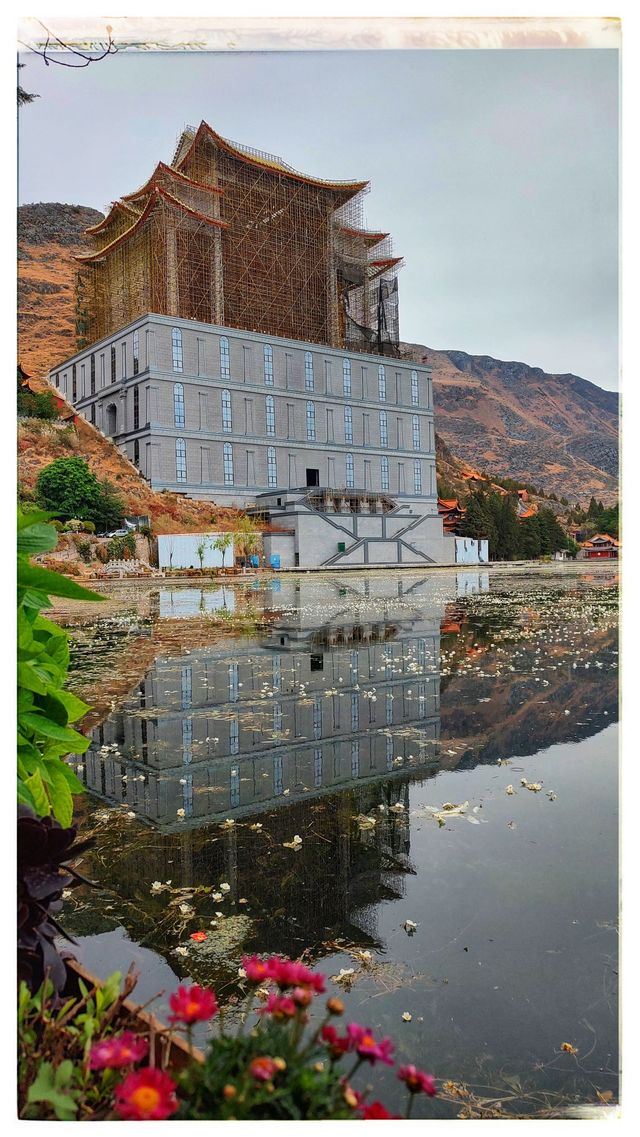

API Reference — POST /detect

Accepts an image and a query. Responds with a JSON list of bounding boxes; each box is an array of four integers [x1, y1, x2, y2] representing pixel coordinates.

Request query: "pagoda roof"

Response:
[[337, 225, 389, 245], [438, 498, 464, 511], [174, 121, 368, 199], [582, 533, 620, 547], [75, 187, 228, 263], [121, 161, 224, 203], [85, 200, 140, 235]]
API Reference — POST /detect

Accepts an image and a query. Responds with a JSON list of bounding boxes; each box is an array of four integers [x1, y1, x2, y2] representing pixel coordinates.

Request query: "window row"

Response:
[[56, 329, 426, 409], [171, 386, 426, 450], [172, 441, 425, 494]]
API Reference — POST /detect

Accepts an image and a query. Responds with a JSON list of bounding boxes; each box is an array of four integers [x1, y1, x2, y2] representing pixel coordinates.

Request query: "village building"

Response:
[[578, 533, 620, 560]]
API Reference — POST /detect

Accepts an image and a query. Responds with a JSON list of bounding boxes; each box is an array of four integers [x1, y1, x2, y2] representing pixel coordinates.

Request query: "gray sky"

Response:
[[17, 46, 619, 390]]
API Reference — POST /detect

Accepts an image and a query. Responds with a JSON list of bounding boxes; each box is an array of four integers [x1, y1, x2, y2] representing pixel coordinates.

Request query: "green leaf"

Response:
[[17, 509, 56, 530], [18, 778, 36, 811], [20, 711, 89, 749], [17, 562, 104, 602], [54, 688, 91, 722], [24, 769, 50, 817], [26, 1061, 79, 1121], [52, 761, 85, 794], [44, 763, 76, 827], [20, 588, 52, 611], [18, 522, 58, 557], [17, 662, 50, 695]]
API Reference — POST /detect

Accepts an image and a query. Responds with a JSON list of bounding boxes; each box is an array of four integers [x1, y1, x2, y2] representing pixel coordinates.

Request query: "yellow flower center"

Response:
[[130, 1086, 161, 1114]]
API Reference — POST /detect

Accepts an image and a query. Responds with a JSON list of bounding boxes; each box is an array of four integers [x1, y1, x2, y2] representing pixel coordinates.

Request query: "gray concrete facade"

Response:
[[51, 314, 438, 511]]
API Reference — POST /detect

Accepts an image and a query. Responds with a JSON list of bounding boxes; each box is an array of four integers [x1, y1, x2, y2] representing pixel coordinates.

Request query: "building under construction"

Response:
[[76, 121, 402, 356]]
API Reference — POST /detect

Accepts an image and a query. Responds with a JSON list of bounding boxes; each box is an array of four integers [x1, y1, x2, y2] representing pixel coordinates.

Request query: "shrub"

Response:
[[76, 540, 93, 564], [82, 520, 96, 534], [36, 457, 125, 530], [64, 518, 84, 532]]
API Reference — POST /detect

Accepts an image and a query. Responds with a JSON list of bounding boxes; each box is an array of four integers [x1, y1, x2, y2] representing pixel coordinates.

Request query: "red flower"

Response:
[[114, 1067, 178, 1120], [398, 1065, 437, 1096], [248, 1056, 279, 1082], [89, 1031, 149, 1070], [321, 1024, 350, 1059], [168, 984, 218, 1024], [360, 1101, 400, 1119], [242, 954, 272, 983], [266, 957, 326, 993], [257, 993, 297, 1020], [190, 931, 207, 942], [346, 1023, 394, 1065]]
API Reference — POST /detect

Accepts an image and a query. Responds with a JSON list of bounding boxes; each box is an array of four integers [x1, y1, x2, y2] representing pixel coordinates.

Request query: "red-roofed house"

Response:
[[579, 533, 620, 559]]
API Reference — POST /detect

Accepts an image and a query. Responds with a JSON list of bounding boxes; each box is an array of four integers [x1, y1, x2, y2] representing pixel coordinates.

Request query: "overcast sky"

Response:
[[17, 46, 619, 391]]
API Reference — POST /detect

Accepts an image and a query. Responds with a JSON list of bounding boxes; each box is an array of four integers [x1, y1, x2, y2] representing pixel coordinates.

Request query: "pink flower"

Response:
[[168, 984, 218, 1024], [346, 1023, 395, 1065], [114, 1067, 178, 1120], [321, 1024, 350, 1059], [266, 957, 326, 993], [398, 1065, 437, 1096], [360, 1100, 400, 1119], [89, 1031, 149, 1070], [291, 986, 313, 1007], [242, 954, 272, 983], [257, 993, 297, 1020], [248, 1056, 281, 1082]]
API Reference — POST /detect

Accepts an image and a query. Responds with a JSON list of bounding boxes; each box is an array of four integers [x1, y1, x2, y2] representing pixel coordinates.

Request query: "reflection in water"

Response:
[[63, 568, 618, 1117]]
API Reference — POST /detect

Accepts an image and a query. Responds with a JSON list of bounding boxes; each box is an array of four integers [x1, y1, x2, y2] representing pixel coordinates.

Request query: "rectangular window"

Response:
[[72, 364, 77, 402], [305, 351, 314, 391], [346, 453, 354, 488], [264, 344, 273, 386], [80, 363, 85, 398], [230, 721, 240, 758], [412, 415, 421, 450], [381, 455, 389, 491], [378, 365, 386, 402], [180, 666, 192, 710], [172, 328, 183, 373], [228, 662, 239, 702], [133, 385, 139, 430], [54, 373, 59, 388], [223, 443, 234, 485], [100, 354, 105, 387], [176, 438, 187, 482], [121, 343, 127, 380], [90, 403, 96, 425], [133, 332, 139, 376], [222, 389, 232, 432], [414, 459, 422, 494], [411, 370, 419, 406], [351, 692, 359, 731], [265, 396, 275, 436], [343, 358, 351, 396], [90, 355, 96, 394], [174, 383, 185, 427], [379, 410, 388, 447], [110, 346, 116, 383], [267, 447, 277, 487], [220, 337, 230, 380], [344, 405, 353, 444], [306, 401, 316, 441], [313, 696, 322, 740], [133, 438, 139, 466]]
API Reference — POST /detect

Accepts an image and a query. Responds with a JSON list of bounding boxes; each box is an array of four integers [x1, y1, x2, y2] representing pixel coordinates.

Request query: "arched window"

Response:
[[381, 455, 389, 491], [172, 328, 183, 373], [306, 400, 316, 441], [223, 442, 234, 485], [344, 405, 353, 444], [343, 358, 352, 396], [174, 382, 185, 427], [175, 437, 187, 482], [305, 351, 314, 391], [267, 446, 277, 487], [346, 452, 354, 489], [220, 336, 230, 380], [414, 458, 422, 494], [412, 414, 421, 450], [379, 409, 388, 447], [411, 369, 419, 406], [106, 403, 117, 435], [222, 389, 232, 432], [264, 344, 273, 386], [265, 395, 275, 436], [378, 364, 386, 402]]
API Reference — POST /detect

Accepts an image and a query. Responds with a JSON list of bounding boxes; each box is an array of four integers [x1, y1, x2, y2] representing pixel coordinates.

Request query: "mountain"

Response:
[[18, 204, 618, 505], [403, 343, 618, 502]]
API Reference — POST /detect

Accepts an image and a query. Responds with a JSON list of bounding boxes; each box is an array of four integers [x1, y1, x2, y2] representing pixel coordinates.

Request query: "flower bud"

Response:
[[223, 1084, 237, 1100], [327, 996, 345, 1015]]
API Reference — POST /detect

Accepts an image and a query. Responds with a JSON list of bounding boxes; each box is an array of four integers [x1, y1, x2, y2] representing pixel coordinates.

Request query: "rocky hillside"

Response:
[[18, 203, 618, 506], [404, 343, 618, 503]]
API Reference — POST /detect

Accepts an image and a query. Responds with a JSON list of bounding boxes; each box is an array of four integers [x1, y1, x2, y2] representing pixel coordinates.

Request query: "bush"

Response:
[[36, 457, 125, 530], [82, 520, 96, 534], [64, 519, 84, 532], [106, 533, 136, 562], [76, 540, 93, 564]]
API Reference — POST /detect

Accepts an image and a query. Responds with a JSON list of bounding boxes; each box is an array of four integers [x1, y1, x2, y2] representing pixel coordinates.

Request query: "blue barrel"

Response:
[[269, 554, 281, 569], [249, 554, 260, 568]]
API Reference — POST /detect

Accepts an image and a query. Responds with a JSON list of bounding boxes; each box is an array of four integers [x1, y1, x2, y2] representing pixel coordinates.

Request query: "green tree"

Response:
[[518, 516, 542, 560], [537, 508, 568, 555], [36, 457, 124, 529], [17, 371, 57, 420], [213, 532, 233, 569], [494, 495, 520, 560]]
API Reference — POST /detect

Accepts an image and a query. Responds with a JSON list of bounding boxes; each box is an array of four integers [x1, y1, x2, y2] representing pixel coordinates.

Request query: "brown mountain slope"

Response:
[[404, 343, 618, 503], [18, 203, 618, 506]]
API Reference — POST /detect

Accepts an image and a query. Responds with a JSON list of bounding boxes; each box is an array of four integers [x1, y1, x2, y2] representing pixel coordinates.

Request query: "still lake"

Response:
[[56, 564, 618, 1118]]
